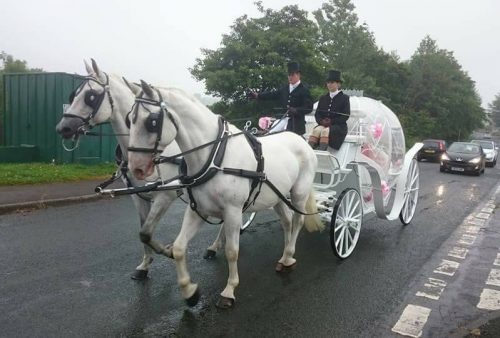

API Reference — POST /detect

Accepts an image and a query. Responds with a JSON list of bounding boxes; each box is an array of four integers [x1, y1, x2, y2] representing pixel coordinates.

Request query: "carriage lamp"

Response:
[[441, 153, 450, 161], [469, 157, 481, 164]]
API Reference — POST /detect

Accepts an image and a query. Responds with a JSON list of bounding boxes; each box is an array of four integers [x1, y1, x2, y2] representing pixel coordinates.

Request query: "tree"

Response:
[[489, 92, 500, 128], [190, 2, 323, 120], [404, 36, 485, 141], [0, 52, 43, 144], [313, 0, 410, 112]]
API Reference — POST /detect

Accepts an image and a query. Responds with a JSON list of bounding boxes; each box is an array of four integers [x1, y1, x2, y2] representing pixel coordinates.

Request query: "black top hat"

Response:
[[326, 70, 343, 82], [287, 62, 300, 74]]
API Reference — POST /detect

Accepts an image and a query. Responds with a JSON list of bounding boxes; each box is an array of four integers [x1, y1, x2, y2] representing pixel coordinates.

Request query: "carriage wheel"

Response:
[[330, 189, 363, 259], [240, 212, 257, 234], [399, 158, 420, 225]]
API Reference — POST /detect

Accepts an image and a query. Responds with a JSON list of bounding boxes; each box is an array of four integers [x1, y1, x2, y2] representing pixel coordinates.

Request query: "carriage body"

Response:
[[306, 96, 422, 259]]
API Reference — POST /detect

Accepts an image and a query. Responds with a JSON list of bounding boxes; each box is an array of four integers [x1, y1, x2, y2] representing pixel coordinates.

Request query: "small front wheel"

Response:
[[330, 189, 363, 259], [240, 212, 256, 234]]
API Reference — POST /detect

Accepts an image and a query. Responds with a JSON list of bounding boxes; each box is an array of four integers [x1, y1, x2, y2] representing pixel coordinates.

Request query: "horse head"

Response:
[[127, 80, 179, 179], [55, 59, 118, 139]]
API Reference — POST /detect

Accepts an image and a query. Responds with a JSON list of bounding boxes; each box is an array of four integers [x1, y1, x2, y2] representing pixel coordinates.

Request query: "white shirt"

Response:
[[329, 90, 340, 99], [289, 80, 301, 93]]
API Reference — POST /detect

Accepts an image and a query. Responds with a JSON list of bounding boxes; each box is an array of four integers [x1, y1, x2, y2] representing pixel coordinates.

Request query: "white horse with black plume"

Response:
[[55, 59, 231, 279], [127, 80, 323, 308]]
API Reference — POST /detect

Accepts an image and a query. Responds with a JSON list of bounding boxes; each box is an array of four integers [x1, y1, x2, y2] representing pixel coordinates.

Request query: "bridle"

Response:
[[64, 72, 115, 126], [126, 88, 178, 156]]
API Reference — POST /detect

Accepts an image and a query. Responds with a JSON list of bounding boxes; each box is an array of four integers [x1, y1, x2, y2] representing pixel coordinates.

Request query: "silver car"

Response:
[[471, 139, 498, 167]]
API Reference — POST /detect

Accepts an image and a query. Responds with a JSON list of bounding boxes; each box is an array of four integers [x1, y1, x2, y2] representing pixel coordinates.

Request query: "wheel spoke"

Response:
[[334, 219, 345, 232]]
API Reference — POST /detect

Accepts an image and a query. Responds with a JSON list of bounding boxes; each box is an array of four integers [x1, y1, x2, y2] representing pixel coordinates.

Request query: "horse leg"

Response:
[[129, 194, 154, 280], [138, 191, 178, 259], [278, 189, 310, 272], [217, 206, 241, 309], [204, 223, 224, 259], [273, 201, 296, 272], [173, 208, 204, 306]]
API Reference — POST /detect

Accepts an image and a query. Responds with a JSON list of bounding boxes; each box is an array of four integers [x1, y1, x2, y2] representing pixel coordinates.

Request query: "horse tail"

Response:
[[304, 188, 324, 232]]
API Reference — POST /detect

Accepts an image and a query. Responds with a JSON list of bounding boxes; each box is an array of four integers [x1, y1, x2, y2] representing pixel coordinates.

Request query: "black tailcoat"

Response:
[[315, 91, 350, 149], [259, 82, 313, 135]]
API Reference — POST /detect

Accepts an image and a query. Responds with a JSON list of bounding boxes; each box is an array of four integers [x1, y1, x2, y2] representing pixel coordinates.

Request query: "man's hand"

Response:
[[247, 91, 258, 100], [288, 107, 298, 116], [320, 117, 331, 127]]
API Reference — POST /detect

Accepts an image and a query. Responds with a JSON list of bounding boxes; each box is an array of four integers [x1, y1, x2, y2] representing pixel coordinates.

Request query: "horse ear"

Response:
[[123, 77, 141, 95], [140, 80, 154, 98], [83, 59, 93, 75], [91, 58, 106, 82]]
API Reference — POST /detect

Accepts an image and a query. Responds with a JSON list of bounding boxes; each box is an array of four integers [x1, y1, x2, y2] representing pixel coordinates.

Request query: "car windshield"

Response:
[[478, 142, 493, 149], [448, 143, 480, 154], [471, 140, 492, 149], [423, 140, 440, 147]]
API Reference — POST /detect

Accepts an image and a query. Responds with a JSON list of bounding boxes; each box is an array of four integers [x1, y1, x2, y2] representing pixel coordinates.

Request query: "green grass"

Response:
[[0, 162, 117, 186]]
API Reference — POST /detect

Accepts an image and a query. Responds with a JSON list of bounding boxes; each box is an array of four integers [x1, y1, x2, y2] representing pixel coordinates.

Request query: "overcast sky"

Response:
[[1, 0, 498, 108]]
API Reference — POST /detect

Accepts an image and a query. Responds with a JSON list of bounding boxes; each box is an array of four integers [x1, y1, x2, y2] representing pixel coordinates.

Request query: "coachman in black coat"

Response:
[[256, 62, 313, 135], [315, 70, 350, 150]]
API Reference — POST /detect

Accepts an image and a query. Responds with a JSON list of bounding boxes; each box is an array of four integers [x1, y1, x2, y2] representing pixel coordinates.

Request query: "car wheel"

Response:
[[493, 160, 497, 167], [439, 166, 445, 172]]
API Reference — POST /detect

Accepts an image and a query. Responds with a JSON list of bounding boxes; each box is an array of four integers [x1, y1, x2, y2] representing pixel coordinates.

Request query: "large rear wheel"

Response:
[[330, 189, 363, 259], [399, 158, 420, 225]]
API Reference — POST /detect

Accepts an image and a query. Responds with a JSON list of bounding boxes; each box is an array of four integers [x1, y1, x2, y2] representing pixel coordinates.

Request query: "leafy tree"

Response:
[[0, 51, 43, 144], [313, 0, 410, 113], [489, 92, 500, 128], [404, 36, 485, 141], [191, 2, 323, 120]]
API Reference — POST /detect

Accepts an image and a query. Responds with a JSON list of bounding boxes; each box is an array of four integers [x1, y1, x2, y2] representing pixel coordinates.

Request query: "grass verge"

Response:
[[0, 162, 117, 186]]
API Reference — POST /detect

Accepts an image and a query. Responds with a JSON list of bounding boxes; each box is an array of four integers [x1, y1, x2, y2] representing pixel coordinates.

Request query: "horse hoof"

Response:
[[131, 269, 148, 280], [275, 262, 296, 273], [185, 288, 201, 307], [203, 249, 216, 260], [216, 296, 235, 309]]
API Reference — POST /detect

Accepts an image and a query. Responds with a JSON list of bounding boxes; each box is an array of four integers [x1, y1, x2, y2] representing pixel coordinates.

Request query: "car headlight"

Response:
[[441, 153, 450, 161], [469, 157, 481, 164]]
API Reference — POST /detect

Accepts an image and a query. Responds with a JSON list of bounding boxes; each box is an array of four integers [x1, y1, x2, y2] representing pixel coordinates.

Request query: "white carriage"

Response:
[[304, 96, 422, 259]]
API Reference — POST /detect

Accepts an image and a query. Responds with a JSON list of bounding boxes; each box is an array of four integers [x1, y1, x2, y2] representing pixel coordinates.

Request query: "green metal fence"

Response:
[[2, 72, 117, 163]]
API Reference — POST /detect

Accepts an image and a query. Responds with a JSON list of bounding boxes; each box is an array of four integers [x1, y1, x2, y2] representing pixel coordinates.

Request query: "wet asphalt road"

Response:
[[1, 160, 500, 337]]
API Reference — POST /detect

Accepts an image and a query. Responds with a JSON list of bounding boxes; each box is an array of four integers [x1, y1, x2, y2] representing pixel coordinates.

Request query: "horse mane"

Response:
[[155, 86, 214, 115]]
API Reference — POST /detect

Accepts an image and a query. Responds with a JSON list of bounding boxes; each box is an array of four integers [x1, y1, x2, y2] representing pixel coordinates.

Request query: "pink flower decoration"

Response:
[[259, 117, 271, 130], [381, 180, 390, 195], [363, 191, 373, 202], [370, 122, 383, 139]]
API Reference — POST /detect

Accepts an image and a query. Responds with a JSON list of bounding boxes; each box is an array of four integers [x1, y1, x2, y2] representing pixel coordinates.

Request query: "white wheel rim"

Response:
[[401, 159, 419, 224], [240, 212, 256, 231], [333, 190, 362, 258]]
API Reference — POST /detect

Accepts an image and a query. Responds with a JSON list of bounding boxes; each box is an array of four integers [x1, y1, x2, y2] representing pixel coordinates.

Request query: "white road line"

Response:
[[462, 225, 480, 235], [475, 212, 491, 220], [494, 253, 500, 266], [392, 304, 431, 338], [486, 269, 500, 287], [448, 246, 468, 260], [481, 207, 494, 213], [477, 288, 500, 310], [458, 234, 477, 246], [416, 278, 447, 300], [466, 218, 485, 226], [434, 259, 460, 276]]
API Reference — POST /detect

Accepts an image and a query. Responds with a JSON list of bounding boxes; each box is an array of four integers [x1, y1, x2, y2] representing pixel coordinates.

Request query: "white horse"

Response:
[[55, 59, 228, 279], [127, 80, 323, 308]]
